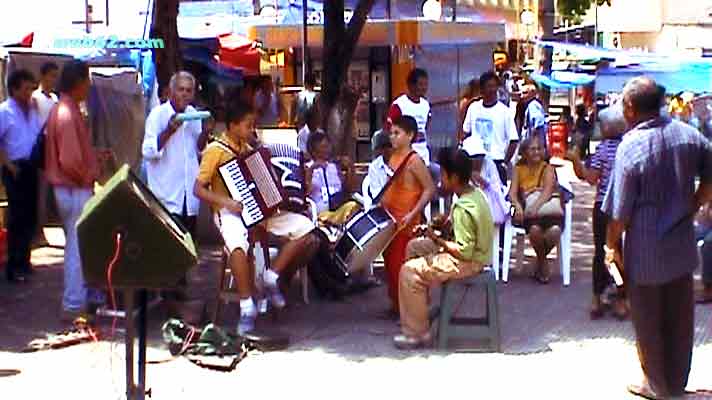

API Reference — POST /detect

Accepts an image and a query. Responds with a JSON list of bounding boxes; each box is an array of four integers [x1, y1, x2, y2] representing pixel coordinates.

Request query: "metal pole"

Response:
[[302, 0, 308, 85]]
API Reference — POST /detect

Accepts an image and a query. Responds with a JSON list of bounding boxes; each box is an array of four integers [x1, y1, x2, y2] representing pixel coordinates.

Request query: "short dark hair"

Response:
[[479, 70, 500, 88], [438, 147, 473, 184], [58, 60, 89, 93], [307, 129, 329, 155], [7, 69, 36, 96], [40, 61, 59, 76], [226, 100, 255, 127], [407, 68, 428, 86], [392, 115, 418, 140]]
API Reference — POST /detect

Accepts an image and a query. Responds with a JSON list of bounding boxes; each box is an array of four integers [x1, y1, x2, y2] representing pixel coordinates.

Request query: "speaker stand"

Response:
[[124, 289, 151, 400]]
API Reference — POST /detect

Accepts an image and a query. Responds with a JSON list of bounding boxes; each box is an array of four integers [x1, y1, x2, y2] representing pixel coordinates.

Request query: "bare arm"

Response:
[[508, 166, 521, 209], [412, 158, 436, 215], [567, 152, 600, 185], [193, 180, 242, 214], [504, 140, 518, 165]]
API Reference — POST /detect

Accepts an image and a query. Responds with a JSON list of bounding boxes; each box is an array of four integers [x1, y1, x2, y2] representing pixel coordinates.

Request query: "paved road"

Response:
[[1, 166, 711, 399]]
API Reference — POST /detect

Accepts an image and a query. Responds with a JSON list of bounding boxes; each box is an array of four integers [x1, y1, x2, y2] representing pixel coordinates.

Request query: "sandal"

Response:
[[627, 382, 662, 400]]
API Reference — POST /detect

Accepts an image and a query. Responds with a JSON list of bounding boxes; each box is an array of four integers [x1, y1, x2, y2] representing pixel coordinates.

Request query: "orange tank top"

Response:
[[382, 152, 424, 222]]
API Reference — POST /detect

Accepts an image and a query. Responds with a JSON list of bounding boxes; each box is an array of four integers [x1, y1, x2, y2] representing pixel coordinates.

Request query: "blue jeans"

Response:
[[54, 186, 105, 311], [696, 225, 712, 285]]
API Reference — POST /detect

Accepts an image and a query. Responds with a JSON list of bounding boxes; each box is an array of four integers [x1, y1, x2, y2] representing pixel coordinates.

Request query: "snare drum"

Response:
[[334, 207, 396, 274]]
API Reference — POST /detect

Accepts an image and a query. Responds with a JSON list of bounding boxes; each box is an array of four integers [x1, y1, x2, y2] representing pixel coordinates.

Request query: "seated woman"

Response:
[[304, 130, 359, 224], [508, 136, 563, 284]]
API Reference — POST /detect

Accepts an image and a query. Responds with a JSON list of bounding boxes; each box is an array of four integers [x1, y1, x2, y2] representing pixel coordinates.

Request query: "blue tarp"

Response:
[[530, 71, 595, 89]]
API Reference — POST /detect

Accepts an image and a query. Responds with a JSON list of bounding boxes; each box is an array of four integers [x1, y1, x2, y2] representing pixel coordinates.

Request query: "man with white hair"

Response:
[[143, 71, 209, 304], [143, 71, 209, 235], [603, 77, 712, 399]]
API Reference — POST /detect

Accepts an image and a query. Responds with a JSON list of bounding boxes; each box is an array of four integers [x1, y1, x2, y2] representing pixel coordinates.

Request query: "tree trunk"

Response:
[[539, 0, 556, 111], [150, 0, 182, 94], [321, 0, 375, 159]]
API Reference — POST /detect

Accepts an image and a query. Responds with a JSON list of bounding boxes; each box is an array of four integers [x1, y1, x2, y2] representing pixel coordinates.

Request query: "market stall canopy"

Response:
[[536, 40, 712, 94], [530, 71, 596, 89], [247, 20, 505, 48]]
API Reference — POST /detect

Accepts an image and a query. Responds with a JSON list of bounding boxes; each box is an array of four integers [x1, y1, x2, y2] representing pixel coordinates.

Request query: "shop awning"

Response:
[[247, 20, 505, 48], [217, 34, 261, 76]]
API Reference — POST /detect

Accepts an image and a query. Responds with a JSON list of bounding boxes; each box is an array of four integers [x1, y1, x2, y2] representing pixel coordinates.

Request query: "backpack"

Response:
[[306, 229, 351, 299]]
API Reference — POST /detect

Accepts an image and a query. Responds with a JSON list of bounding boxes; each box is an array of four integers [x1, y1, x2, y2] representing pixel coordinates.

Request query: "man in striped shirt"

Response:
[[603, 77, 712, 399]]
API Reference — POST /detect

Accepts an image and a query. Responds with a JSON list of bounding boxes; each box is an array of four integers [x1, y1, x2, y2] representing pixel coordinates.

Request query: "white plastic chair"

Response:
[[500, 174, 572, 286]]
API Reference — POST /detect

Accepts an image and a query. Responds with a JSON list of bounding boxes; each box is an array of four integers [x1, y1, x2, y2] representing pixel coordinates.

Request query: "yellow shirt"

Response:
[[515, 161, 548, 194], [196, 132, 252, 211]]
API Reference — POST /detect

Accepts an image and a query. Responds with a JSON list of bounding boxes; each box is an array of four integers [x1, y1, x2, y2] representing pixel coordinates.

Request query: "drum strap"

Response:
[[372, 150, 416, 205]]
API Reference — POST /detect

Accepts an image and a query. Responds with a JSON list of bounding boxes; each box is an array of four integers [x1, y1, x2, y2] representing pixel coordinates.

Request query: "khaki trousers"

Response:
[[399, 237, 484, 337]]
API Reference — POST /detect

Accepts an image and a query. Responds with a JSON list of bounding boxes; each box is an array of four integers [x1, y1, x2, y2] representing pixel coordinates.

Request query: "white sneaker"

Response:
[[237, 300, 257, 335], [264, 280, 286, 309]]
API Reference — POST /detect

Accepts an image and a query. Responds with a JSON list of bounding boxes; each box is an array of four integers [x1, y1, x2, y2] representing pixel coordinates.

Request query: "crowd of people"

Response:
[[2, 58, 712, 399]]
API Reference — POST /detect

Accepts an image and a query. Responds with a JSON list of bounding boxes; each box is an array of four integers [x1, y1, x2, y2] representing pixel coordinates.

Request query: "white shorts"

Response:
[[265, 210, 315, 239], [214, 209, 250, 254], [214, 209, 315, 254]]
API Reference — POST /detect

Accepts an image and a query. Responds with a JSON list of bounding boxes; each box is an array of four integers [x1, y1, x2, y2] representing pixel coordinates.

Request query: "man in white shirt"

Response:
[[32, 62, 59, 125], [462, 71, 519, 184], [387, 68, 431, 165], [0, 69, 42, 283], [31, 62, 59, 247], [142, 71, 209, 236]]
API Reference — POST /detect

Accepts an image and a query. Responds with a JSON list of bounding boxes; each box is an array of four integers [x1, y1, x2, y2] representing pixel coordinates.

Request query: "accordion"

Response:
[[218, 147, 286, 228], [264, 143, 307, 212]]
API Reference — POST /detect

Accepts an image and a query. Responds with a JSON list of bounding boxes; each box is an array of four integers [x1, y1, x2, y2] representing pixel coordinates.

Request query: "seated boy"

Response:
[[394, 147, 494, 349], [194, 100, 319, 334]]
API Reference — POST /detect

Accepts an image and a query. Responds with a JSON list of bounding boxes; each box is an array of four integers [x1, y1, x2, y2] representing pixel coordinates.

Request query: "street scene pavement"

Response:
[[1, 164, 711, 399]]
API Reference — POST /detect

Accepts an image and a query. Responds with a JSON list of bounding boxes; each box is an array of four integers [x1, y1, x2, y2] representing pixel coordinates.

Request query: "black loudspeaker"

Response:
[[77, 165, 197, 289]]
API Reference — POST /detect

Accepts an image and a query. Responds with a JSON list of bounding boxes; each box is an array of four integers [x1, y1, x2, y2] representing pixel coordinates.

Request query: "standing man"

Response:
[[462, 71, 518, 184], [519, 83, 548, 153], [32, 61, 60, 247], [45, 60, 106, 319], [143, 71, 209, 236], [32, 62, 59, 124], [143, 71, 209, 306], [603, 77, 712, 399], [0, 69, 42, 283], [387, 68, 432, 166]]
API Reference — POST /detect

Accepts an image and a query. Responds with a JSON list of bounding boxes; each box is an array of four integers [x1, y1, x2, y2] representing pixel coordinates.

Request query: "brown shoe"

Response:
[[612, 298, 630, 321]]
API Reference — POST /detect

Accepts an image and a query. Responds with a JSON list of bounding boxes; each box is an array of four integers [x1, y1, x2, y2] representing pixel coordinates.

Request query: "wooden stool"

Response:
[[434, 268, 500, 352]]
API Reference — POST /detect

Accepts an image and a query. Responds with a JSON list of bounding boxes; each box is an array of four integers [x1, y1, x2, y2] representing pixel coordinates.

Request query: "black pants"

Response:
[[493, 160, 508, 186], [166, 201, 196, 302], [2, 162, 38, 280], [592, 202, 625, 297], [629, 274, 694, 397]]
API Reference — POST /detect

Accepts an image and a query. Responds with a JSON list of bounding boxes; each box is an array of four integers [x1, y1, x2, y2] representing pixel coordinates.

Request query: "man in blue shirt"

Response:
[[0, 69, 43, 283], [604, 77, 712, 399]]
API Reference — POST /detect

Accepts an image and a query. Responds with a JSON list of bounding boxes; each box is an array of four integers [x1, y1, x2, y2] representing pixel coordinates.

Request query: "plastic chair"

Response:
[[500, 175, 573, 286]]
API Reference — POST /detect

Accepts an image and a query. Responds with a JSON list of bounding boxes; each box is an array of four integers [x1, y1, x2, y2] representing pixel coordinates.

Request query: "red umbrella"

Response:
[[217, 33, 261, 76]]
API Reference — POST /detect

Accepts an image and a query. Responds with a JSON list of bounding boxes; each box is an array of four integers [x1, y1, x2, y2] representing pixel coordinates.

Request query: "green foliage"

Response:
[[557, 0, 593, 23]]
